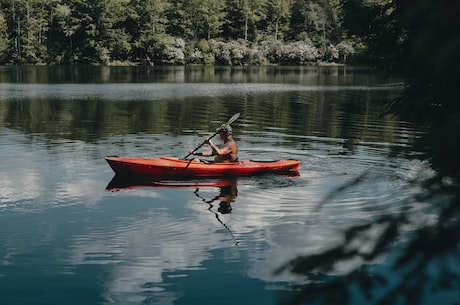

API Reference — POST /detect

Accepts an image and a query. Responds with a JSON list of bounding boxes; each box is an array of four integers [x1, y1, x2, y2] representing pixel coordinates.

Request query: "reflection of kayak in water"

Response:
[[105, 174, 235, 192], [106, 174, 241, 245], [105, 156, 300, 177]]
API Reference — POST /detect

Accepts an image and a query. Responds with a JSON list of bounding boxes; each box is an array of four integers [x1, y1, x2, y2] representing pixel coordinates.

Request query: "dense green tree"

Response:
[[1, 0, 54, 63], [164, 0, 224, 41], [66, 0, 97, 63], [244, 0, 267, 42], [223, 0, 267, 42], [103, 0, 132, 62], [128, 0, 170, 63], [0, 0, 359, 65], [164, 0, 187, 38], [341, 0, 400, 65], [52, 3, 79, 63], [289, 0, 343, 59], [67, 0, 131, 64], [221, 0, 242, 40], [265, 0, 291, 41], [0, 12, 8, 61], [195, 0, 226, 40]]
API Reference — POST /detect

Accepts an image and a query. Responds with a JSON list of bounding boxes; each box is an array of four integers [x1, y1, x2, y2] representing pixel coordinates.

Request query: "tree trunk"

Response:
[[245, 16, 248, 42], [275, 19, 279, 41]]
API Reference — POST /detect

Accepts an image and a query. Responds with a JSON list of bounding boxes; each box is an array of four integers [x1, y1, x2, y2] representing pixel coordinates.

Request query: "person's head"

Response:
[[219, 125, 232, 139], [218, 201, 232, 214]]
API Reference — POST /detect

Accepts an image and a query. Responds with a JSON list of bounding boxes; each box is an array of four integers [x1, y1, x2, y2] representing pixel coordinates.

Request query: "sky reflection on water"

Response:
[[0, 82, 398, 102], [0, 66, 436, 305], [0, 126, 432, 304]]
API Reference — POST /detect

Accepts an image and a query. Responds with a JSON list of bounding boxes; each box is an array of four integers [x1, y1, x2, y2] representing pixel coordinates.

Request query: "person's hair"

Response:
[[221, 125, 232, 134]]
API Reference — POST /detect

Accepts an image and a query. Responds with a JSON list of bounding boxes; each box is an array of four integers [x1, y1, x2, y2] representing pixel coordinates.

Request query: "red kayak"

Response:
[[105, 156, 300, 177]]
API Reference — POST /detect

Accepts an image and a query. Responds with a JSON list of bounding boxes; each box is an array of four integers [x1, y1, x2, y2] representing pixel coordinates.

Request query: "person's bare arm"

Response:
[[207, 140, 232, 156]]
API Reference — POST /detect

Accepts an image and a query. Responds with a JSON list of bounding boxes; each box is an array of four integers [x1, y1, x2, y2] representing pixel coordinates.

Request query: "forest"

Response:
[[0, 0, 368, 65]]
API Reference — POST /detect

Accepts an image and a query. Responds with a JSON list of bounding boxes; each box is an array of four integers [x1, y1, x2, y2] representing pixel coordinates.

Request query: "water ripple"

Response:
[[0, 68, 437, 305], [0, 83, 400, 101]]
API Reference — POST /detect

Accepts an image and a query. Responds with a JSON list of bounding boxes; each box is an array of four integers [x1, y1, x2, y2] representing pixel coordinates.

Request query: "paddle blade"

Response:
[[218, 112, 240, 130], [228, 112, 240, 124]]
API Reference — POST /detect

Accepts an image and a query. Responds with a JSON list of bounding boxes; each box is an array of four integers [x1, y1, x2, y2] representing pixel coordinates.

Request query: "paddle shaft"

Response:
[[183, 130, 220, 160], [183, 112, 240, 160]]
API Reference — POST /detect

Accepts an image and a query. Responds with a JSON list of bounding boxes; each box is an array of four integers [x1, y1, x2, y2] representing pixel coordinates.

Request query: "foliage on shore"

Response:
[[0, 0, 360, 65], [277, 0, 460, 304]]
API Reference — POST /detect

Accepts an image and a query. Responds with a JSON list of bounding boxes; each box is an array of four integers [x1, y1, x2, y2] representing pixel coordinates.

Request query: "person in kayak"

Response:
[[191, 125, 238, 162]]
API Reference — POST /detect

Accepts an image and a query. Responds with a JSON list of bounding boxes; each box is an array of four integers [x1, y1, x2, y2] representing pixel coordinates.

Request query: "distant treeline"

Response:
[[0, 0, 370, 65]]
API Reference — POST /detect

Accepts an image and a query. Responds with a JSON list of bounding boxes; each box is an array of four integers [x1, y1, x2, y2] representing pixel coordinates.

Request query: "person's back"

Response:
[[214, 134, 238, 162]]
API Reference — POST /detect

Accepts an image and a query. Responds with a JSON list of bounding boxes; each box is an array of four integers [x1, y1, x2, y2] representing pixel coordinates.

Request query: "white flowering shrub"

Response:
[[277, 41, 320, 64], [187, 48, 204, 64], [151, 36, 336, 65]]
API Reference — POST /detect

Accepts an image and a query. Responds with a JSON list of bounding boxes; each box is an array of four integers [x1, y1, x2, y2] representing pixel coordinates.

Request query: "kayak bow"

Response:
[[105, 156, 300, 177]]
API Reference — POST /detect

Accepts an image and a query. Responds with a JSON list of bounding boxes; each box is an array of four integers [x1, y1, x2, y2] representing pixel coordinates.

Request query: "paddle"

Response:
[[183, 112, 240, 160]]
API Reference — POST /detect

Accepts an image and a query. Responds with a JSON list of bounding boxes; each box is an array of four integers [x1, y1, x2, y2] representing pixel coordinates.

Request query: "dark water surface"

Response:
[[0, 66, 437, 304]]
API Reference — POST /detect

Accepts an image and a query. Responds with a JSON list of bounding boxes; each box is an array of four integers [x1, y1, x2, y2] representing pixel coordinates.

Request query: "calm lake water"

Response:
[[0, 66, 444, 305]]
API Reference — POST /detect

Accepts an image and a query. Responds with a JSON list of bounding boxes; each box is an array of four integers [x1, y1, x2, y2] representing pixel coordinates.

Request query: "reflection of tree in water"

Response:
[[278, 1, 460, 304]]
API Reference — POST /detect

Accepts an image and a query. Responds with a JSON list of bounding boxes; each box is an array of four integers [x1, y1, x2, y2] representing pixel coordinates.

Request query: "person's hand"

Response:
[[205, 139, 211, 145]]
